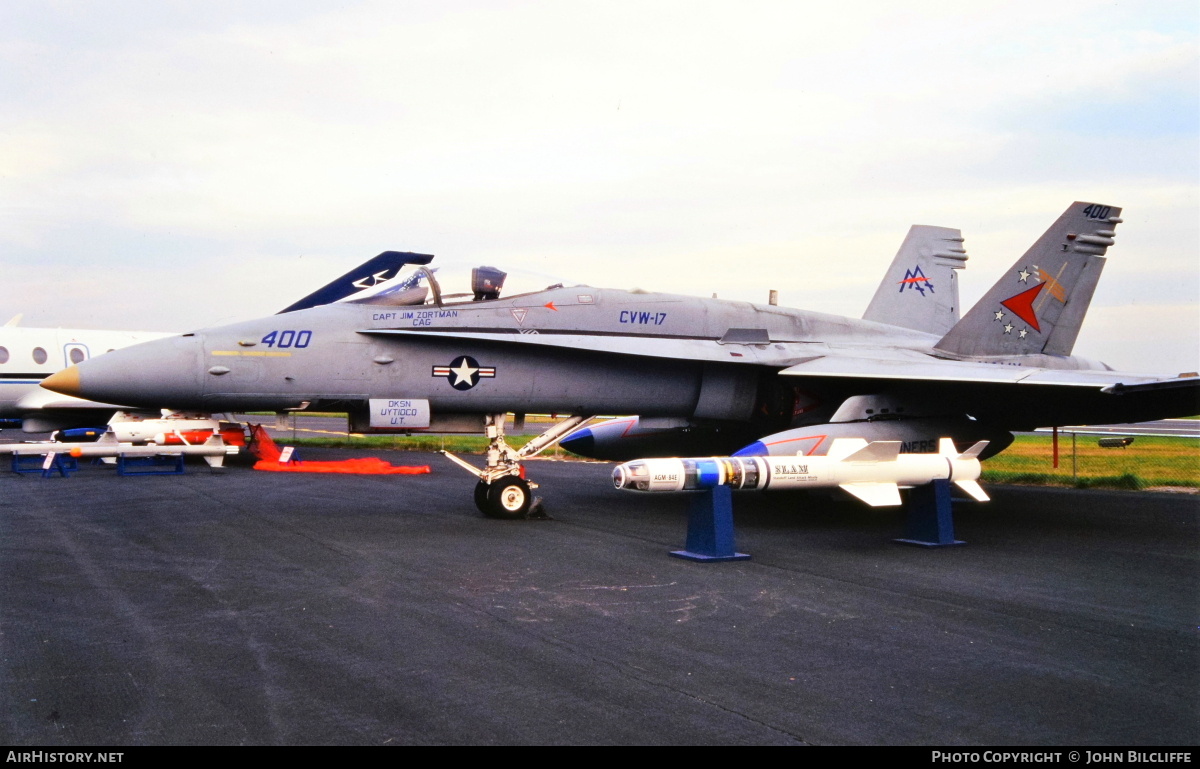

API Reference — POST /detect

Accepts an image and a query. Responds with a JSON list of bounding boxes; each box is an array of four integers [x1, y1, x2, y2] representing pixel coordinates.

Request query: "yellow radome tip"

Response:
[[40, 366, 82, 397]]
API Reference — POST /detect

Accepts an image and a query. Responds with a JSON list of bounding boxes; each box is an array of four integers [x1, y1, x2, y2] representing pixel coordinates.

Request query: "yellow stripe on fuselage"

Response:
[[211, 350, 292, 357]]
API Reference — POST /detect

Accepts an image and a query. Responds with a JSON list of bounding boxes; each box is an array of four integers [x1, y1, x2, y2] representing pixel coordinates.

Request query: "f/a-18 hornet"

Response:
[[42, 202, 1199, 518]]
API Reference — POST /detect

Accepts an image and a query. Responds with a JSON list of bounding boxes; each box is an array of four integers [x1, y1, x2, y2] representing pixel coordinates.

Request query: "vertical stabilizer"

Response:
[[277, 251, 435, 314], [935, 202, 1121, 358], [863, 225, 968, 336]]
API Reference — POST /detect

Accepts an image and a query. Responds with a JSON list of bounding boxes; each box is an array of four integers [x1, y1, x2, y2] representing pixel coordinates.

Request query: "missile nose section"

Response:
[[40, 366, 83, 397], [612, 459, 653, 490]]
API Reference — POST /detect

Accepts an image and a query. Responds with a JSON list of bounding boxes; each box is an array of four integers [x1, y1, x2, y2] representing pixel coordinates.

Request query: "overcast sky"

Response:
[[1, 0, 1196, 374]]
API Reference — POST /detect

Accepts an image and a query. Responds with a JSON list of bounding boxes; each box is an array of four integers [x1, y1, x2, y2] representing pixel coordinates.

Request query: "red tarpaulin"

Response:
[[247, 424, 430, 475]]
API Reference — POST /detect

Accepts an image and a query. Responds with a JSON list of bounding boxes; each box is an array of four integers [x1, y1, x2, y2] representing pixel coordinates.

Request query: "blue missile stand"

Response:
[[11, 453, 76, 478], [117, 453, 186, 476], [895, 480, 965, 547], [670, 486, 751, 562]]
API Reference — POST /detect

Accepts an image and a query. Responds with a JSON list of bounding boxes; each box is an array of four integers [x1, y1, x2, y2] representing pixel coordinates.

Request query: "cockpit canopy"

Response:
[[343, 260, 578, 308]]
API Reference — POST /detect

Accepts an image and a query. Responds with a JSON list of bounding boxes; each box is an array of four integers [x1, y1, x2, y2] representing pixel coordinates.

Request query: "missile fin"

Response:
[[841, 440, 901, 463], [840, 482, 903, 506], [954, 479, 990, 502], [827, 438, 869, 460], [938, 437, 958, 456], [957, 440, 990, 460]]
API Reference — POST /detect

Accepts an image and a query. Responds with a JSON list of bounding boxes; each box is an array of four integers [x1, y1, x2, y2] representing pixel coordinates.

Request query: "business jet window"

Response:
[[0, 346, 8, 364], [32, 347, 48, 365], [69, 348, 86, 364]]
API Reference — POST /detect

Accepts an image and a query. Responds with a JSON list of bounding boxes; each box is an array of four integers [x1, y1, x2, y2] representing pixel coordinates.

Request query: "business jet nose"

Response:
[[40, 334, 207, 410]]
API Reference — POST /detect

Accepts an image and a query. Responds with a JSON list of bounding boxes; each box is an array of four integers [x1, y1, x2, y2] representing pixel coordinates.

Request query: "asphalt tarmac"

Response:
[[1, 448, 1196, 746]]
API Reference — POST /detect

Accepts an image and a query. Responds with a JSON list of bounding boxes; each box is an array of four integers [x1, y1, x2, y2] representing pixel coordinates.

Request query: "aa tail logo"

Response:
[[898, 265, 934, 296]]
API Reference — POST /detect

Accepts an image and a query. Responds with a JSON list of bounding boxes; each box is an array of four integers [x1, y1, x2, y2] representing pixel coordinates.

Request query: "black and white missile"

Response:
[[611, 438, 989, 507]]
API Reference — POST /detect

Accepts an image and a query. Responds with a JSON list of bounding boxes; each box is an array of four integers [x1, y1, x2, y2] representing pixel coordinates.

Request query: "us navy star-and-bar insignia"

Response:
[[897, 265, 934, 296], [432, 356, 496, 391]]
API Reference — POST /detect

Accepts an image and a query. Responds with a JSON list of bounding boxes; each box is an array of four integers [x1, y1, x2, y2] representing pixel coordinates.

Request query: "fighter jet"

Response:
[[41, 203, 1199, 518]]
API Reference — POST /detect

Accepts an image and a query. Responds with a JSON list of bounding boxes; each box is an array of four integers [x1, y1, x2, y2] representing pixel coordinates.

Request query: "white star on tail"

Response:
[[352, 270, 391, 289]]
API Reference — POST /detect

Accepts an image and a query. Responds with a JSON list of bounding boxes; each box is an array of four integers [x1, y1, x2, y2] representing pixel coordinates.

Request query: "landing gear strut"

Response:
[[443, 414, 592, 520]]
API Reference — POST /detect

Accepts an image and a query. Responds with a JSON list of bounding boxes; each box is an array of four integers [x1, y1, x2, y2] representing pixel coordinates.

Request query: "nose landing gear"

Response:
[[443, 413, 592, 520]]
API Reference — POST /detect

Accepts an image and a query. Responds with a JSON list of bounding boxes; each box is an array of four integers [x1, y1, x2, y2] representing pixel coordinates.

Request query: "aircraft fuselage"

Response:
[[51, 285, 1164, 436]]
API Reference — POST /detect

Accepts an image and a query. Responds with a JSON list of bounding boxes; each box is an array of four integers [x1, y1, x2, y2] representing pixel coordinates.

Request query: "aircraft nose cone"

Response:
[[40, 366, 83, 397], [53, 334, 208, 410]]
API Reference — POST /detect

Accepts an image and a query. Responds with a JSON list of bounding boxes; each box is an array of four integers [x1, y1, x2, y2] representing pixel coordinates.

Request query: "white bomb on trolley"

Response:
[[611, 438, 991, 507]]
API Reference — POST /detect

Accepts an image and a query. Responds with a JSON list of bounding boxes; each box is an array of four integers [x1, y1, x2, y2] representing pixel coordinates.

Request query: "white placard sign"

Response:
[[369, 398, 431, 429]]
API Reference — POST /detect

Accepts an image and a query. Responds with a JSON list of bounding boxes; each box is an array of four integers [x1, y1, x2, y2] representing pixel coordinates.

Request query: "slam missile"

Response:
[[611, 438, 990, 507]]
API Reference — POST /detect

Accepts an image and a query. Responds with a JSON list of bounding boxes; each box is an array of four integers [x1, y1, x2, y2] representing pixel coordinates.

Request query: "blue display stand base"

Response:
[[895, 480, 965, 548], [11, 453, 77, 477], [670, 486, 751, 562], [117, 454, 186, 476]]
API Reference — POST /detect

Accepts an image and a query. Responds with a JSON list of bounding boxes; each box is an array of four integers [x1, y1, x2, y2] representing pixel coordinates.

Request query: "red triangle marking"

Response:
[[544, 301, 558, 312], [1000, 283, 1044, 332]]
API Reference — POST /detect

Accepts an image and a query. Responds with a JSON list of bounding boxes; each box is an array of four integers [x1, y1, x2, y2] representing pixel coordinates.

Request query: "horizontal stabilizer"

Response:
[[840, 483, 903, 507], [1101, 376, 1200, 394], [954, 479, 990, 502]]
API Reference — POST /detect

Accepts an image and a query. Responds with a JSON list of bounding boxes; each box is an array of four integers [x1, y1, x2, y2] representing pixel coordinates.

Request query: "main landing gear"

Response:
[[441, 413, 592, 520]]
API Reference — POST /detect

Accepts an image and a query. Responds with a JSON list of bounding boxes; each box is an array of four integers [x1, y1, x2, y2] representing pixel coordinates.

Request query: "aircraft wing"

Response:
[[774, 355, 1196, 390]]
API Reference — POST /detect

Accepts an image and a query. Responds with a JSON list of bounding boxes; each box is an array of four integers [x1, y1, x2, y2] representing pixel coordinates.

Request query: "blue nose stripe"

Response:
[[732, 441, 767, 457]]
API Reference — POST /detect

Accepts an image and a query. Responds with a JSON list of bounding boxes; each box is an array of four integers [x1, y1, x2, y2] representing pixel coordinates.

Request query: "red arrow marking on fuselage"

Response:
[[1000, 283, 1044, 332], [544, 302, 558, 311]]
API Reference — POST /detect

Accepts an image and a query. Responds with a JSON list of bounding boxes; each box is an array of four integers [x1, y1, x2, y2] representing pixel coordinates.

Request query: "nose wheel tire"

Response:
[[473, 481, 491, 514], [480, 476, 532, 520]]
